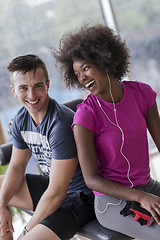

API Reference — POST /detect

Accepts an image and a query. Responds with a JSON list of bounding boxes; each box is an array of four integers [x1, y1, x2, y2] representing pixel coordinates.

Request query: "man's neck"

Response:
[[29, 96, 50, 127]]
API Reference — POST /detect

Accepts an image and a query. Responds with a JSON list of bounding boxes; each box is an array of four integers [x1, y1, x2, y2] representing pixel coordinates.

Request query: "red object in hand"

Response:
[[120, 201, 154, 226], [130, 208, 152, 226]]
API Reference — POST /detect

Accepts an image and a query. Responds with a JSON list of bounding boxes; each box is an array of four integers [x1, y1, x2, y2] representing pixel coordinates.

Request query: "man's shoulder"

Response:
[[48, 98, 75, 120], [13, 106, 28, 123]]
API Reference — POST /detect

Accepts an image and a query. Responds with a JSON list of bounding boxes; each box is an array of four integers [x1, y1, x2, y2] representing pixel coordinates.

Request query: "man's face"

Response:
[[11, 67, 50, 117]]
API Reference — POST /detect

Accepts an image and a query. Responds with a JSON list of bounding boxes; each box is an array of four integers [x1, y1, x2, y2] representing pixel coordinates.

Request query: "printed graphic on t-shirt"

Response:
[[21, 131, 52, 175]]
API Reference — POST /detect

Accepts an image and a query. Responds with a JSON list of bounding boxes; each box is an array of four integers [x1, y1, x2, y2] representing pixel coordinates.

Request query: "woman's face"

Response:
[[73, 60, 109, 99]]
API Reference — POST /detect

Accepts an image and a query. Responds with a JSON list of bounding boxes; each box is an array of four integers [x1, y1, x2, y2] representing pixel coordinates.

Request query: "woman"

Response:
[[53, 24, 160, 239]]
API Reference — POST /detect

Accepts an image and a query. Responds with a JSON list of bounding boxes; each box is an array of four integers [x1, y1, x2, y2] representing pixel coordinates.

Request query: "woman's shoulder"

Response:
[[122, 80, 157, 110], [74, 94, 98, 121], [77, 94, 97, 112], [122, 80, 153, 92], [73, 94, 97, 132]]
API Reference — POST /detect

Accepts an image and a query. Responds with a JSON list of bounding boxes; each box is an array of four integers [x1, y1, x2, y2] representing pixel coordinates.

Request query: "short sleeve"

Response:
[[72, 103, 96, 133], [49, 118, 77, 159], [11, 116, 28, 149], [137, 81, 157, 116]]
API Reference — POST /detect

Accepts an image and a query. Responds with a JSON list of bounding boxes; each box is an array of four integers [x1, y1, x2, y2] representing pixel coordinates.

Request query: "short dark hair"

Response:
[[7, 54, 49, 84], [53, 24, 130, 89]]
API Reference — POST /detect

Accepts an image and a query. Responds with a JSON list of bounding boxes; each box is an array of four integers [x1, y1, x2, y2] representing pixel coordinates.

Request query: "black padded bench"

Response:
[[0, 99, 134, 240]]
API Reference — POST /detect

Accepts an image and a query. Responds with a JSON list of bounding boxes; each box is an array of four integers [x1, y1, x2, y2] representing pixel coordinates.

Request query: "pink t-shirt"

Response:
[[72, 81, 157, 195]]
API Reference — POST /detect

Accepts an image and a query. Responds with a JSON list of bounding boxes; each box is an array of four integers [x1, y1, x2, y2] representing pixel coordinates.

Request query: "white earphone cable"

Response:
[[95, 197, 122, 214], [95, 72, 133, 214]]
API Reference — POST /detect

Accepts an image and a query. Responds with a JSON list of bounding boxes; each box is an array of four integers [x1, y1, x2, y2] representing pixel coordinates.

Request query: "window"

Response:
[[0, 0, 104, 140], [110, 0, 160, 103], [110, 0, 160, 153]]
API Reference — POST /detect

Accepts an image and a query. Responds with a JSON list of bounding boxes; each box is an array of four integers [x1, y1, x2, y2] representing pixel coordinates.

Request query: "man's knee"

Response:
[[0, 175, 5, 188], [21, 225, 60, 240]]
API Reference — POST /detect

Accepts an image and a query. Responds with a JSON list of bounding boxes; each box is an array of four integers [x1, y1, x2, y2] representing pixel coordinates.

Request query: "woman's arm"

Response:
[[73, 124, 141, 200], [73, 124, 160, 223], [146, 101, 160, 152]]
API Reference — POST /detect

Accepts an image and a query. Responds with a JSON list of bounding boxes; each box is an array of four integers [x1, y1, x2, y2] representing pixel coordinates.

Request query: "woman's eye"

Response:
[[84, 66, 90, 71]]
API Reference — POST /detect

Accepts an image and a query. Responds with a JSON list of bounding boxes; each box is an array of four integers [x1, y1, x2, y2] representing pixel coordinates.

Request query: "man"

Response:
[[0, 54, 95, 240]]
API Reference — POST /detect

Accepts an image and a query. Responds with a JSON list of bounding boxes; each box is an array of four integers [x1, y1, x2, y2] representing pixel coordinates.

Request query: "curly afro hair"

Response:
[[53, 24, 130, 89]]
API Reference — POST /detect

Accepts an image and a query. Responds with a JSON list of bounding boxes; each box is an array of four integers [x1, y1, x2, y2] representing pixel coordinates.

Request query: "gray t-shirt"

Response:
[[11, 98, 90, 193]]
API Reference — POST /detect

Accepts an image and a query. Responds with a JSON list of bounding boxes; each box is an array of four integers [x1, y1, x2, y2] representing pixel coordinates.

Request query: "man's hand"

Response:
[[0, 206, 14, 237]]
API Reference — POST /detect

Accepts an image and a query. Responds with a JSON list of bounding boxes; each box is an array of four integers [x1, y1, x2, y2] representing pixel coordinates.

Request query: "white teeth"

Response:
[[27, 100, 38, 104], [86, 80, 95, 88]]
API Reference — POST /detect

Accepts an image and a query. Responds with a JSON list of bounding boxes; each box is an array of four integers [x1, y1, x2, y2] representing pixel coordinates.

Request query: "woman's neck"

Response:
[[100, 78, 123, 103]]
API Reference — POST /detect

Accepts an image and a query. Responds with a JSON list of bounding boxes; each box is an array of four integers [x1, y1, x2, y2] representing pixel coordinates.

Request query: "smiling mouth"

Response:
[[86, 80, 96, 89], [26, 99, 39, 104]]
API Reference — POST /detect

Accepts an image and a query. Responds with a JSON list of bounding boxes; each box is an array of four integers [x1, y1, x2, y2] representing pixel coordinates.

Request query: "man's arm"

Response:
[[0, 146, 31, 237], [23, 157, 78, 232]]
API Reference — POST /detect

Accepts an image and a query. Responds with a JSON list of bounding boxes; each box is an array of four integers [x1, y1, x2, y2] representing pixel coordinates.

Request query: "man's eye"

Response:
[[19, 87, 27, 91], [35, 84, 43, 88]]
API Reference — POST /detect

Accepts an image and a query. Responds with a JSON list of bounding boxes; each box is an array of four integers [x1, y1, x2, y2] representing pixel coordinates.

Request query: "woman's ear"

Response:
[[105, 68, 108, 74]]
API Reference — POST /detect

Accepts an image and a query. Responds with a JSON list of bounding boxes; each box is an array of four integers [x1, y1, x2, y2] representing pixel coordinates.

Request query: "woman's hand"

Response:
[[139, 192, 160, 224]]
